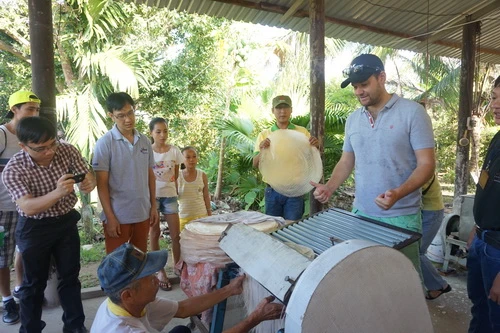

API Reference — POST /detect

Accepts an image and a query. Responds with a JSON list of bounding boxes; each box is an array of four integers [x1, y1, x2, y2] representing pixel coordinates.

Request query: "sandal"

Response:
[[158, 278, 172, 291], [157, 272, 172, 291], [425, 284, 452, 300]]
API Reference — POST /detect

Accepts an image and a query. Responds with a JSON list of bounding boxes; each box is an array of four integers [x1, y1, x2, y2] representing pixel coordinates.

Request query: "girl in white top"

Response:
[[178, 146, 211, 231], [149, 118, 183, 290]]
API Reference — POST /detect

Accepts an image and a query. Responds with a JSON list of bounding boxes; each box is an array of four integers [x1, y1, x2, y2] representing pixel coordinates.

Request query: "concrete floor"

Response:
[[426, 265, 471, 333], [0, 281, 193, 333]]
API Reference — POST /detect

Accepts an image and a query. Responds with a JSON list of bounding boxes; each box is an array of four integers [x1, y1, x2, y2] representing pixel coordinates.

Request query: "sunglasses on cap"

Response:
[[342, 64, 383, 78]]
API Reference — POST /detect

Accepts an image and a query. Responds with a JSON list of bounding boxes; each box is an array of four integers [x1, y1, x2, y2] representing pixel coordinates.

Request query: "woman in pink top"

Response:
[[149, 118, 183, 291]]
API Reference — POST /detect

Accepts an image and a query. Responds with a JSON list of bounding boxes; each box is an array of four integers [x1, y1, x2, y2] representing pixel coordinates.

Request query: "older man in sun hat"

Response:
[[92, 243, 284, 333]]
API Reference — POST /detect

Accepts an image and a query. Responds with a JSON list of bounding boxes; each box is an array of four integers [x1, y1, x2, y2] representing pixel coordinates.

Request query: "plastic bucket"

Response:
[[426, 233, 444, 263]]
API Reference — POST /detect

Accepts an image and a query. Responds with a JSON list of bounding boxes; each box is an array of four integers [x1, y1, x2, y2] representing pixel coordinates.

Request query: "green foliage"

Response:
[[432, 109, 458, 183], [79, 242, 106, 264], [235, 174, 266, 211], [140, 12, 228, 117], [0, 0, 32, 112]]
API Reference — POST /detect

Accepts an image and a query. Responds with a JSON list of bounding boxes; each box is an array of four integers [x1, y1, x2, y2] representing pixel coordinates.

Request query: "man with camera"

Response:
[[2, 116, 96, 333]]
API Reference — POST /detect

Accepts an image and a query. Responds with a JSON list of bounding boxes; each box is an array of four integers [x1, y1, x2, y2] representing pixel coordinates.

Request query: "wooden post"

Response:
[[309, 0, 325, 215], [28, 0, 57, 125], [454, 19, 479, 203]]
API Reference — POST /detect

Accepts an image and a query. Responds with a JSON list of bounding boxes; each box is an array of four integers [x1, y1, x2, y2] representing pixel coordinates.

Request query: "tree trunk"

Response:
[[468, 114, 483, 183], [0, 39, 30, 63], [80, 192, 95, 242], [28, 0, 57, 125], [56, 39, 75, 87], [309, 0, 325, 215], [214, 137, 226, 200], [453, 19, 478, 203]]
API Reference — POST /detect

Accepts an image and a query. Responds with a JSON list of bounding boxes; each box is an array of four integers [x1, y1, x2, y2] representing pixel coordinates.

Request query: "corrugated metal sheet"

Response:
[[127, 0, 500, 63], [270, 208, 421, 255]]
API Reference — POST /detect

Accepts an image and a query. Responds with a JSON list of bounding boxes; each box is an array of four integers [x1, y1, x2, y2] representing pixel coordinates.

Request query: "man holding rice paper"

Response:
[[253, 95, 320, 220]]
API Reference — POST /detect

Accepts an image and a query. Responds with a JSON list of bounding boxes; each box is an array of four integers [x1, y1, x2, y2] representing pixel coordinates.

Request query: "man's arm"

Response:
[[222, 296, 284, 333], [311, 151, 355, 204], [95, 170, 121, 237], [148, 167, 159, 226], [375, 148, 435, 210], [175, 275, 245, 318], [252, 138, 270, 168], [16, 174, 76, 216]]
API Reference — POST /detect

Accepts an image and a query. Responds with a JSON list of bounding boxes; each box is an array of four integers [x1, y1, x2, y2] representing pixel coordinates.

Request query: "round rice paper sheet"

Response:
[[259, 129, 322, 197], [185, 220, 278, 236]]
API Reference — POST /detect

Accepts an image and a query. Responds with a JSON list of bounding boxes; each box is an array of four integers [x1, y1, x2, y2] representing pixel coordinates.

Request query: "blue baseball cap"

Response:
[[97, 243, 168, 294], [340, 54, 385, 88]]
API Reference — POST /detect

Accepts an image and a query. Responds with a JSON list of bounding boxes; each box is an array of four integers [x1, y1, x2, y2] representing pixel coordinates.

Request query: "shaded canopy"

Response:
[[127, 0, 500, 63]]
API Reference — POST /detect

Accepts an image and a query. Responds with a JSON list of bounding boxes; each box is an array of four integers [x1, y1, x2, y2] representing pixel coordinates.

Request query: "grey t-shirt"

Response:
[[92, 125, 154, 224], [0, 125, 20, 211], [343, 94, 435, 217]]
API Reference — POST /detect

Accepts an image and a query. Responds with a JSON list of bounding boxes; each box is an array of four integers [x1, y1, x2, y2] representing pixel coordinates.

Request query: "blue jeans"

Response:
[[16, 209, 85, 333], [420, 209, 448, 291], [265, 187, 304, 220], [157, 196, 179, 214], [467, 236, 500, 333]]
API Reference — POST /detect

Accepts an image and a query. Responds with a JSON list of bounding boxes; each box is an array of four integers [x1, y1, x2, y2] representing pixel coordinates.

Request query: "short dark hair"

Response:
[[16, 116, 56, 144], [494, 76, 500, 88], [148, 117, 168, 132], [106, 92, 135, 113], [181, 146, 197, 154]]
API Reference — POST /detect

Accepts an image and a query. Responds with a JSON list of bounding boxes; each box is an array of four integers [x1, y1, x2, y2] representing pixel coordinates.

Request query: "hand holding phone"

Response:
[[72, 173, 86, 183]]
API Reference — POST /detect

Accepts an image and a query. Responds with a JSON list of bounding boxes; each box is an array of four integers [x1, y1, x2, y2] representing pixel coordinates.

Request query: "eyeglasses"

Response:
[[113, 110, 135, 121], [342, 64, 382, 78], [26, 140, 59, 153]]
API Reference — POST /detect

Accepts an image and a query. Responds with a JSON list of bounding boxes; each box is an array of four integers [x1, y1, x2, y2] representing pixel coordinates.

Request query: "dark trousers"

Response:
[[467, 236, 500, 333], [16, 209, 84, 333]]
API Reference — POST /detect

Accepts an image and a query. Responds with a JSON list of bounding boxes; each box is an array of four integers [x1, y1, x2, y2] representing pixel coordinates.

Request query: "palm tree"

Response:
[[55, 0, 156, 159]]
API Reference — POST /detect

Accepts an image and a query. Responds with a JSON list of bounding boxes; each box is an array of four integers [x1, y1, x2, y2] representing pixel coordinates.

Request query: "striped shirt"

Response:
[[178, 169, 208, 219], [1, 143, 89, 218]]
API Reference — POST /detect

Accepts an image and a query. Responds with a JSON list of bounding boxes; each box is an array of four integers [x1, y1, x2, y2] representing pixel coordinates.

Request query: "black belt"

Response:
[[19, 209, 79, 223], [476, 226, 500, 250]]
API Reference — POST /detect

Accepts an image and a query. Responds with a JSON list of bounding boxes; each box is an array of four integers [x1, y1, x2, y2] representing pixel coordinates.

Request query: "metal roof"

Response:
[[128, 0, 500, 63]]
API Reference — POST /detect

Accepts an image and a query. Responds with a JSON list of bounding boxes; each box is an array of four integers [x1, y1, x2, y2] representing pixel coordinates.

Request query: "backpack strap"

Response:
[[0, 127, 8, 172], [422, 174, 436, 196], [0, 127, 6, 157]]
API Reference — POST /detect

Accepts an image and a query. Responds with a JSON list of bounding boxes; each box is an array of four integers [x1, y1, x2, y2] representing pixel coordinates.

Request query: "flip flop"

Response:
[[425, 284, 452, 300], [158, 279, 172, 291]]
